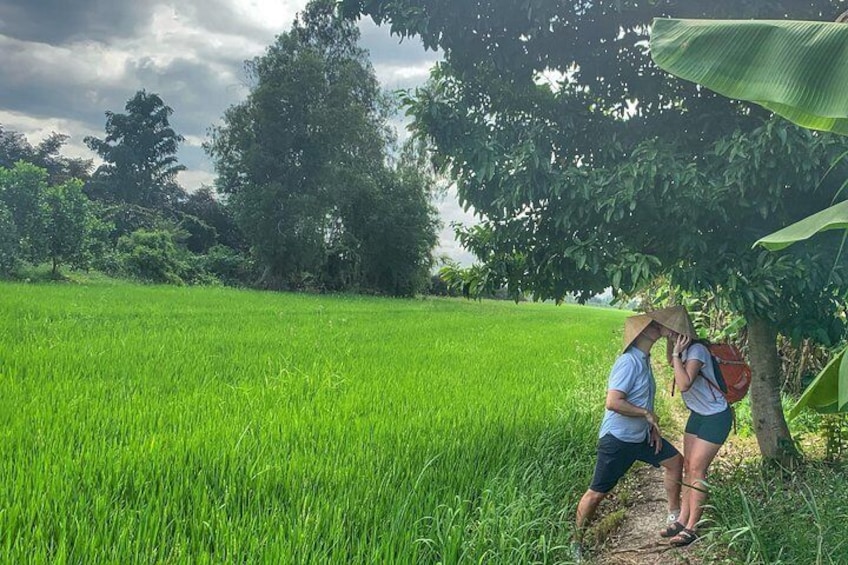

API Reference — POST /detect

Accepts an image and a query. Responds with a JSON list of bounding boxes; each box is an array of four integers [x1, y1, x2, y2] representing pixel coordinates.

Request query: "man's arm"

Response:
[[605, 389, 659, 428]]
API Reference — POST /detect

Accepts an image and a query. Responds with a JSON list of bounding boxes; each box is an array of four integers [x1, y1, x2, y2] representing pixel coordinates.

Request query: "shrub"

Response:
[[202, 245, 255, 287], [116, 229, 189, 285]]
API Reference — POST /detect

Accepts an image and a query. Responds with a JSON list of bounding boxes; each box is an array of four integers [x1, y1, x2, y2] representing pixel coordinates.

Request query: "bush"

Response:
[[202, 245, 255, 287], [116, 229, 190, 285]]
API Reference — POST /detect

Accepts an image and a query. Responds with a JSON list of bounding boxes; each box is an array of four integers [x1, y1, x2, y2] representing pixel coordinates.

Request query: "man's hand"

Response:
[[643, 410, 659, 428], [649, 425, 663, 455]]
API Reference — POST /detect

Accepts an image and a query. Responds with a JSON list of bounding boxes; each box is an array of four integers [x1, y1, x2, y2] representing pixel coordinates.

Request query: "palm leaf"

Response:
[[789, 347, 848, 419], [650, 18, 848, 135], [754, 200, 848, 250]]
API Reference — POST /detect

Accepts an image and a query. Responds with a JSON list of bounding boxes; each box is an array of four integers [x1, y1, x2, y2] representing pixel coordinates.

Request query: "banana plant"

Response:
[[650, 16, 848, 417], [650, 18, 848, 136]]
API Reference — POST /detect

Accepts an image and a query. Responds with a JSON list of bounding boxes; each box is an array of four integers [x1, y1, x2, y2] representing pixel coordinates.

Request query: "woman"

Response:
[[660, 331, 733, 547]]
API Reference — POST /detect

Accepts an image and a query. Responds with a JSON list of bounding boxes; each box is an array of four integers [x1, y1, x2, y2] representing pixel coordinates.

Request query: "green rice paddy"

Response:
[[0, 282, 630, 563]]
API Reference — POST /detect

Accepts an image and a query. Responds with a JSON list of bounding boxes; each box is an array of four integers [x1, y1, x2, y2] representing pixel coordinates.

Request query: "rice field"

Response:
[[0, 281, 630, 563]]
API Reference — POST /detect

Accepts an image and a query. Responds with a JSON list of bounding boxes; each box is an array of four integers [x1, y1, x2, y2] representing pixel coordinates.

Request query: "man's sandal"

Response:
[[669, 528, 698, 547], [659, 521, 685, 538]]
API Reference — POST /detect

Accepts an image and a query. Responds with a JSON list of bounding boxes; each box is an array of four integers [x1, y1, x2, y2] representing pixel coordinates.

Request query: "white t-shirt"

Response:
[[681, 342, 729, 416]]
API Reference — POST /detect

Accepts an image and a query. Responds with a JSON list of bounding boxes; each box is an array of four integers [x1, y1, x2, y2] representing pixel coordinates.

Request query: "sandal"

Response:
[[659, 521, 685, 538], [669, 528, 698, 547]]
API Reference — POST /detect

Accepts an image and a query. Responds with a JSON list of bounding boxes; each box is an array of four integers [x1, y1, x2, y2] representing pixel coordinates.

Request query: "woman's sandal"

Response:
[[659, 521, 685, 538], [669, 528, 698, 547]]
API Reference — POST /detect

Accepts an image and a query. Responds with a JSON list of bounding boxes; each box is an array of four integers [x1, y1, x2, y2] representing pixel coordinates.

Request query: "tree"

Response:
[[0, 161, 49, 264], [85, 90, 186, 210], [344, 142, 441, 296], [179, 186, 244, 252], [0, 162, 98, 276], [207, 0, 438, 294], [43, 179, 92, 276], [341, 0, 848, 464], [648, 17, 848, 418], [0, 125, 91, 184]]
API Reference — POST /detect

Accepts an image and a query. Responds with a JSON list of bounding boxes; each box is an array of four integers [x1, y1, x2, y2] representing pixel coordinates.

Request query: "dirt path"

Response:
[[593, 462, 697, 564], [591, 399, 702, 565]]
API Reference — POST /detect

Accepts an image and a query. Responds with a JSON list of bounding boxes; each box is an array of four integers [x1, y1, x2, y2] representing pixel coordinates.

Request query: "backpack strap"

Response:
[[702, 372, 722, 402], [702, 370, 737, 434]]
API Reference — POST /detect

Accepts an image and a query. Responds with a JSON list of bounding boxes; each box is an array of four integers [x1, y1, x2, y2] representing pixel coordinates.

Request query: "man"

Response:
[[571, 307, 692, 561]]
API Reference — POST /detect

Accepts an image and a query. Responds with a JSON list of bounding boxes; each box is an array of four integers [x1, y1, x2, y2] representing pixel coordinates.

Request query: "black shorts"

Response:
[[589, 433, 680, 494], [685, 407, 733, 445]]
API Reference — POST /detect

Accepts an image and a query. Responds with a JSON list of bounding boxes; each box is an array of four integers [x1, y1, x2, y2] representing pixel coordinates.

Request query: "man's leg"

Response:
[[576, 435, 632, 542], [575, 488, 608, 540], [660, 450, 683, 516]]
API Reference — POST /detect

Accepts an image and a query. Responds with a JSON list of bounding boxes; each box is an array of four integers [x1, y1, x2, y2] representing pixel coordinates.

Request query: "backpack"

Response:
[[670, 342, 752, 404], [702, 343, 752, 404]]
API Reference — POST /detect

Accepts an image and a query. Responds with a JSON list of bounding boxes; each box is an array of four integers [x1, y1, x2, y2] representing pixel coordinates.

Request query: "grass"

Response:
[[0, 281, 631, 563], [683, 397, 848, 564], [702, 457, 848, 564]]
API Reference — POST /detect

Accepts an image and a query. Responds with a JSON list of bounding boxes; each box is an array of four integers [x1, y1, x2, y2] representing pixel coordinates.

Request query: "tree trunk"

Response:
[[747, 315, 800, 467]]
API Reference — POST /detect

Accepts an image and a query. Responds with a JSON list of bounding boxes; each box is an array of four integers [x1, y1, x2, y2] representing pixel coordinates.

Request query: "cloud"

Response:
[[435, 186, 478, 267], [0, 0, 477, 262], [0, 0, 152, 44]]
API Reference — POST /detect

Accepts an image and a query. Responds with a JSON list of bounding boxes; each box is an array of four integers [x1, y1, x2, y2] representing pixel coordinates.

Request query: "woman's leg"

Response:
[[681, 436, 722, 531], [675, 432, 697, 528]]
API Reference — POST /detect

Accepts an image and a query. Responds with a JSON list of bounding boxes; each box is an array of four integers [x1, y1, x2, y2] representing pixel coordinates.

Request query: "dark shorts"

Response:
[[589, 433, 680, 494], [685, 407, 733, 445]]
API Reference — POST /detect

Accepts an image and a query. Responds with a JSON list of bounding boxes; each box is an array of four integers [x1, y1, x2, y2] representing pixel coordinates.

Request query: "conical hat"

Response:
[[646, 306, 696, 339], [623, 314, 653, 352]]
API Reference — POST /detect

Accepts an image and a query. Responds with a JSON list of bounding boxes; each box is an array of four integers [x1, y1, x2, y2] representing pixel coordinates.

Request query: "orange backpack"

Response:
[[703, 343, 752, 404], [670, 343, 752, 404]]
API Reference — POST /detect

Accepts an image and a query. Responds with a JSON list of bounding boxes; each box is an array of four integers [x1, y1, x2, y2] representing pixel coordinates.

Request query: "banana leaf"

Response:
[[650, 18, 848, 135], [755, 200, 848, 250], [789, 346, 848, 419]]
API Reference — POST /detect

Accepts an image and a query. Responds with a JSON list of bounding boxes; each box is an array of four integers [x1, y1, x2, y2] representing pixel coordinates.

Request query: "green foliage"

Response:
[[207, 1, 438, 295], [345, 144, 441, 296], [115, 229, 190, 285], [0, 200, 18, 274], [179, 187, 244, 251], [208, 1, 384, 287], [85, 90, 186, 210], [706, 461, 848, 564], [345, 0, 847, 319], [651, 18, 848, 136], [176, 212, 217, 254], [43, 179, 92, 275], [757, 200, 848, 251], [0, 161, 49, 264], [0, 125, 91, 184], [791, 347, 848, 418], [0, 282, 629, 562], [201, 244, 256, 287]]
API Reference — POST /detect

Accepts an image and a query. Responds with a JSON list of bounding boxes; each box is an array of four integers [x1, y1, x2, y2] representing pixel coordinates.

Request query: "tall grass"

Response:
[[705, 461, 848, 564], [0, 282, 629, 563]]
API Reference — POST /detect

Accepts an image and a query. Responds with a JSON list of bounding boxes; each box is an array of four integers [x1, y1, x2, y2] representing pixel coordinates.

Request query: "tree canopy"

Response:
[[341, 0, 848, 462], [0, 125, 91, 184], [85, 90, 186, 210], [207, 0, 439, 295]]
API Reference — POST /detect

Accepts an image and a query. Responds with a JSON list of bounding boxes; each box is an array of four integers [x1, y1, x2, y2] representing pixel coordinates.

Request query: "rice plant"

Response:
[[0, 282, 629, 563]]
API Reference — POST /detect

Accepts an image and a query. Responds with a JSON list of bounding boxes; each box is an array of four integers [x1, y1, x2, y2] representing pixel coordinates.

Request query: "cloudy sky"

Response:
[[0, 0, 476, 265]]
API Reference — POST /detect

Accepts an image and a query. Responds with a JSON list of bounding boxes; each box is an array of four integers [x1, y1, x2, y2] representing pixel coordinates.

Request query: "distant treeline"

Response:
[[1, 5, 446, 296]]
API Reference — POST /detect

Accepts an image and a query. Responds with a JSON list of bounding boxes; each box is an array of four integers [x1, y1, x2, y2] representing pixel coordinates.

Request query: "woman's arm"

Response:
[[671, 335, 703, 392]]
